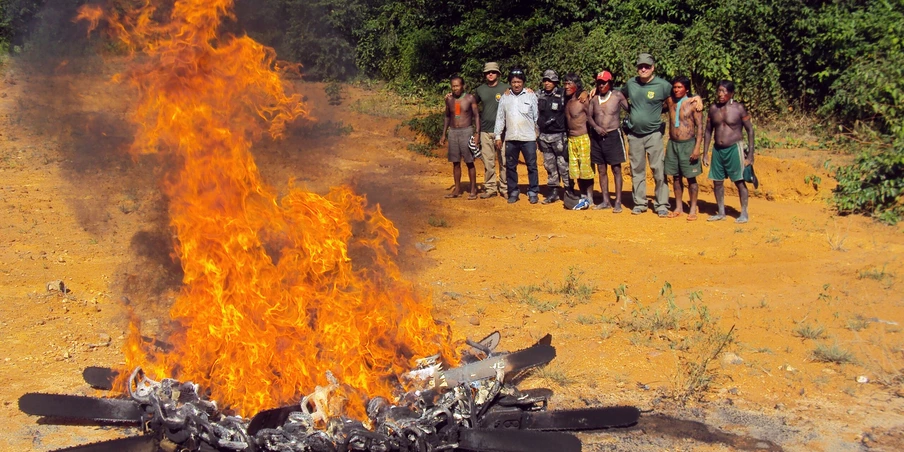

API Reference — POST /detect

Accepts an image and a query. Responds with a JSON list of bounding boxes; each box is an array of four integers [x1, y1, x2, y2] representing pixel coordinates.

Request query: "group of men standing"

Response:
[[442, 54, 756, 223]]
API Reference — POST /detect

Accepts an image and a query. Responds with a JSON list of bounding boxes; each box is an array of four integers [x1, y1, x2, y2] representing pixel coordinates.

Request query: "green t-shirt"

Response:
[[474, 82, 510, 133], [622, 76, 671, 135]]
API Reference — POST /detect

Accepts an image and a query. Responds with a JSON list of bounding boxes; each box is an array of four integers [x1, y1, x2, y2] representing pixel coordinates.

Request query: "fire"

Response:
[[79, 1, 457, 418]]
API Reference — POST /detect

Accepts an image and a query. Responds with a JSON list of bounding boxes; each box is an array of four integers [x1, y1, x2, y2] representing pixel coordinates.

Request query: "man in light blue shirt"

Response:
[[494, 68, 540, 204]]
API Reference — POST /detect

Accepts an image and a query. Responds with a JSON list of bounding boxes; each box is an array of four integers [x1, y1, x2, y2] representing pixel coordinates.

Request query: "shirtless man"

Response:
[[586, 70, 629, 213], [563, 74, 594, 210], [703, 80, 755, 223], [439, 75, 480, 199], [664, 76, 704, 220]]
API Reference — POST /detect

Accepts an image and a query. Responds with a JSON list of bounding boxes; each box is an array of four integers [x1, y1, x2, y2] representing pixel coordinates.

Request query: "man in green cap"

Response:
[[622, 53, 700, 217], [474, 62, 510, 198]]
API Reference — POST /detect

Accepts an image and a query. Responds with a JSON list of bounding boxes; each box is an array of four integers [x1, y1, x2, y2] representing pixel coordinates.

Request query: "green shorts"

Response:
[[708, 141, 745, 182], [664, 138, 702, 178]]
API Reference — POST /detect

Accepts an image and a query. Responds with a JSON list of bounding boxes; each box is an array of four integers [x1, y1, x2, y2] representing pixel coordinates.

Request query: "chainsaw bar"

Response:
[[438, 343, 555, 388], [480, 405, 640, 431], [18, 393, 142, 423], [457, 428, 581, 452], [52, 435, 159, 452], [83, 366, 119, 390]]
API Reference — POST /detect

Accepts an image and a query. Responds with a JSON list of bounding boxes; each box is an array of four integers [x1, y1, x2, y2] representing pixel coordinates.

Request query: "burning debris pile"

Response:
[[20, 333, 639, 451]]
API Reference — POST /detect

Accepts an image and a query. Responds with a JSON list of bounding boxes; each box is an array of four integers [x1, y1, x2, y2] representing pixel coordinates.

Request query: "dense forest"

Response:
[[1, 0, 902, 222]]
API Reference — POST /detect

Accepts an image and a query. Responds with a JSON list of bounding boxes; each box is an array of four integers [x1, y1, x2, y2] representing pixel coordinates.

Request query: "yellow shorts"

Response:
[[568, 134, 594, 180]]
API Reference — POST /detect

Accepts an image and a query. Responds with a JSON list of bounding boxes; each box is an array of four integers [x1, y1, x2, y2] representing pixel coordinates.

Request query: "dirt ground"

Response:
[[1, 59, 903, 451]]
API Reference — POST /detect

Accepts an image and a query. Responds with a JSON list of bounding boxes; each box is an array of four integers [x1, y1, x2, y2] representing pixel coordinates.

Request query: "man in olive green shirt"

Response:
[[474, 62, 510, 198], [622, 53, 673, 217]]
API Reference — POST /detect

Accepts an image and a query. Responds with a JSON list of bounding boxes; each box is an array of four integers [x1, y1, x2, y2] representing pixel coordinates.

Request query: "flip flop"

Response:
[[666, 211, 683, 218], [612, 206, 623, 214], [687, 213, 697, 221], [467, 194, 478, 200], [444, 193, 460, 199]]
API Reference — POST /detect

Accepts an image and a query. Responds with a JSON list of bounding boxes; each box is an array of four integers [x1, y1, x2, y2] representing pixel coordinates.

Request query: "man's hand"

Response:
[[702, 153, 709, 167], [439, 136, 446, 146], [444, 92, 452, 100], [495, 139, 502, 151], [578, 91, 590, 103], [690, 147, 701, 161], [594, 126, 606, 136], [690, 95, 704, 112]]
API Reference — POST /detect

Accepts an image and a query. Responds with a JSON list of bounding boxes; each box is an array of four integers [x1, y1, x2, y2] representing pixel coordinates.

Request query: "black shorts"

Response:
[[590, 129, 627, 166]]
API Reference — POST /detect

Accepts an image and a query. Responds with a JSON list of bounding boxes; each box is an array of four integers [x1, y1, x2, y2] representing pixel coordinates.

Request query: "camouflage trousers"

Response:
[[538, 132, 570, 188]]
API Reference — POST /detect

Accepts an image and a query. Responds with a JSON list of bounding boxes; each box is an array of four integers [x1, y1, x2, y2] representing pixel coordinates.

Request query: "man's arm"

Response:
[[530, 93, 540, 137], [586, 100, 605, 135], [440, 98, 452, 146], [691, 106, 704, 160], [494, 95, 507, 150], [702, 107, 714, 166], [618, 92, 629, 112], [469, 95, 480, 138], [739, 104, 754, 165]]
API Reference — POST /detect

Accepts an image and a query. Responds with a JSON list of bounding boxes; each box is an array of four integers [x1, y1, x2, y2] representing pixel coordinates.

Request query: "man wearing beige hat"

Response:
[[474, 62, 510, 198]]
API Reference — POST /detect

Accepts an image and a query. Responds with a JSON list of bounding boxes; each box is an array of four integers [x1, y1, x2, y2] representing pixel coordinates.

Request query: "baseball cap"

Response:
[[595, 71, 613, 82], [542, 69, 559, 82], [636, 53, 655, 66], [483, 62, 501, 73]]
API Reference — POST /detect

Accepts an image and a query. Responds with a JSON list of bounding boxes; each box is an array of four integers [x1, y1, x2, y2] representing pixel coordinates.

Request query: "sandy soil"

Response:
[[1, 59, 903, 451]]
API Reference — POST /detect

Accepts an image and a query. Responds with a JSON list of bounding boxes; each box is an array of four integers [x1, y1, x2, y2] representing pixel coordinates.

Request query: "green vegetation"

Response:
[[833, 141, 904, 224], [846, 316, 869, 332], [427, 216, 449, 228], [404, 112, 444, 146], [610, 282, 734, 402], [544, 266, 595, 307], [324, 81, 342, 106], [811, 342, 856, 364], [793, 323, 826, 340]]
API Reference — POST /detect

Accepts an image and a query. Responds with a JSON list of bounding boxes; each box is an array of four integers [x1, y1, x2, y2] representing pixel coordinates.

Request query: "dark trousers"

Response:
[[505, 140, 540, 197]]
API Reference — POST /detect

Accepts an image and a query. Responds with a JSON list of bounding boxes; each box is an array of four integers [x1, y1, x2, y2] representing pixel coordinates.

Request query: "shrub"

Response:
[[833, 139, 904, 224], [404, 112, 444, 145]]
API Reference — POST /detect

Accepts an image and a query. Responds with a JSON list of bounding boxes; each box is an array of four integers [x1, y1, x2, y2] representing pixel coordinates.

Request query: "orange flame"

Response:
[[89, 0, 457, 418]]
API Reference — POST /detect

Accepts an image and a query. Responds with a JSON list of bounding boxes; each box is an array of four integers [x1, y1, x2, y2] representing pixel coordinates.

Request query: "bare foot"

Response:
[[707, 214, 726, 222], [735, 214, 749, 224]]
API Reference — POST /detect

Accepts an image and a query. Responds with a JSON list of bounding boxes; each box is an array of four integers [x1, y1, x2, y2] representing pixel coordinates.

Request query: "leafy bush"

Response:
[[833, 139, 904, 224], [404, 112, 444, 145], [324, 82, 342, 106]]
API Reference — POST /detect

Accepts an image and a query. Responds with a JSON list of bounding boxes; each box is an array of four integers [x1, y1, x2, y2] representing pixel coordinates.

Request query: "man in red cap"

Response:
[[587, 70, 629, 213]]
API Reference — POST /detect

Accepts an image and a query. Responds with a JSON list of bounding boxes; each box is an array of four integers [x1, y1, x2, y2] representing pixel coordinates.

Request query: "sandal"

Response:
[[444, 193, 460, 199], [687, 213, 698, 221], [467, 194, 478, 200], [666, 211, 683, 218]]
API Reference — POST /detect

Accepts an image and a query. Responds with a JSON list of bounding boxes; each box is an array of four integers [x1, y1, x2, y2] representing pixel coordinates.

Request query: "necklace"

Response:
[[597, 91, 611, 104]]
